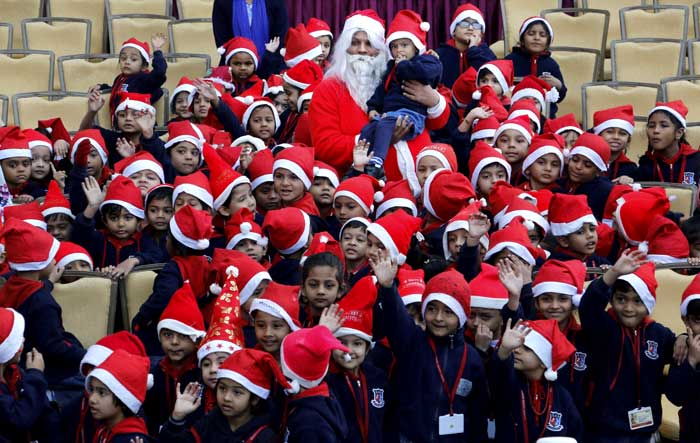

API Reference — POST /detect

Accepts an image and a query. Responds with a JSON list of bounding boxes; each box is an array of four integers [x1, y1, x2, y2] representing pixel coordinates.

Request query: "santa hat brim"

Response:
[[273, 158, 311, 189], [57, 252, 94, 270], [42, 206, 76, 220], [619, 273, 655, 314], [375, 198, 417, 219], [9, 237, 60, 272], [121, 42, 151, 63], [569, 146, 607, 172], [100, 199, 145, 219], [217, 368, 269, 398], [80, 344, 112, 375], [421, 292, 467, 327], [334, 327, 372, 343], [450, 10, 486, 35], [157, 319, 206, 342], [169, 216, 210, 250], [172, 184, 214, 209], [86, 368, 142, 414], [366, 222, 404, 265], [0, 309, 24, 364], [250, 298, 300, 331]]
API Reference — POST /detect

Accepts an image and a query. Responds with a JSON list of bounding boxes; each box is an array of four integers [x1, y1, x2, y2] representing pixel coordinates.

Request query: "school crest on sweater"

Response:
[[546, 411, 564, 432], [645, 340, 659, 360], [371, 388, 385, 408], [573, 352, 587, 371]]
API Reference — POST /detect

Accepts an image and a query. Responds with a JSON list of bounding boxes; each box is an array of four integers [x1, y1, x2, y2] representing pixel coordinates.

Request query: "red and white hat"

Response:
[[170, 76, 197, 109], [282, 23, 323, 67], [424, 169, 476, 221], [569, 132, 610, 172], [282, 59, 324, 91], [242, 97, 281, 131], [681, 274, 700, 316], [334, 175, 383, 216], [209, 249, 271, 306], [468, 141, 512, 190], [0, 308, 24, 364], [532, 260, 586, 306], [519, 17, 554, 41], [543, 113, 583, 135], [471, 116, 501, 143], [217, 349, 292, 398], [644, 214, 689, 263], [452, 67, 477, 108], [386, 9, 430, 56], [281, 325, 349, 390], [248, 149, 275, 191], [397, 268, 425, 305], [24, 129, 52, 153], [522, 133, 566, 177], [442, 200, 486, 260], [522, 319, 575, 381], [264, 74, 285, 96], [4, 201, 47, 230], [38, 117, 71, 146], [80, 331, 145, 376], [476, 60, 514, 97], [421, 269, 471, 327], [649, 100, 688, 128], [342, 9, 386, 38], [55, 241, 93, 271], [225, 208, 268, 250], [301, 232, 345, 268], [470, 264, 509, 309], [232, 135, 266, 153], [335, 276, 377, 342], [297, 83, 317, 111], [593, 104, 635, 136], [100, 175, 145, 219], [164, 121, 206, 150], [173, 171, 214, 209], [203, 144, 251, 210], [313, 161, 340, 188], [613, 188, 670, 246], [511, 75, 559, 110], [488, 181, 536, 224], [85, 349, 151, 414], [217, 36, 259, 67], [70, 129, 108, 166], [450, 3, 486, 35], [366, 209, 421, 265], [494, 116, 533, 144], [2, 219, 59, 271], [416, 143, 458, 172], [158, 281, 207, 341], [474, 85, 509, 121], [339, 216, 371, 238], [272, 146, 314, 189], [508, 99, 541, 132], [374, 179, 417, 218], [498, 198, 549, 234], [548, 193, 597, 237], [484, 219, 543, 265], [115, 92, 155, 115], [618, 262, 657, 314], [114, 151, 165, 183], [262, 207, 311, 255], [529, 188, 553, 216], [169, 205, 213, 251], [121, 37, 150, 63], [250, 281, 302, 331], [307, 17, 333, 39], [0, 126, 30, 160]]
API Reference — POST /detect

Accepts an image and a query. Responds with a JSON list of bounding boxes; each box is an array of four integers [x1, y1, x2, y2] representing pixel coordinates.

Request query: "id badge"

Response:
[[628, 406, 654, 430], [438, 413, 464, 435], [456, 378, 472, 397], [487, 418, 496, 439]]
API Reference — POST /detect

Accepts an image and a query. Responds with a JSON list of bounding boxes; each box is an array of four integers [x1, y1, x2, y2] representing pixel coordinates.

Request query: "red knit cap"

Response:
[[203, 144, 251, 210], [4, 201, 47, 230], [470, 264, 508, 310], [374, 179, 417, 218], [80, 331, 146, 376], [334, 174, 383, 216], [543, 113, 583, 135], [209, 249, 271, 306], [2, 219, 59, 271], [100, 175, 145, 219], [55, 241, 93, 271], [335, 275, 377, 342], [0, 308, 24, 364], [532, 260, 586, 306], [272, 146, 314, 190], [262, 207, 311, 255], [593, 104, 635, 136], [397, 268, 426, 306], [548, 193, 597, 237], [386, 9, 430, 55], [280, 325, 349, 390], [569, 133, 611, 172], [217, 36, 259, 67], [468, 141, 512, 190]]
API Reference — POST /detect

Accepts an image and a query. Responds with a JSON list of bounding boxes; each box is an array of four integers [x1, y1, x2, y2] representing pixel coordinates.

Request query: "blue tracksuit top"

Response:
[[436, 41, 496, 88], [505, 47, 567, 118], [666, 359, 700, 443]]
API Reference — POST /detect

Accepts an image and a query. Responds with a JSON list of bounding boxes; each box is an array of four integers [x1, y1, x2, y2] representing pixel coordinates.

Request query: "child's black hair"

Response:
[[681, 215, 700, 246], [612, 279, 635, 296], [649, 110, 689, 146], [112, 395, 136, 418], [146, 186, 173, 208], [101, 203, 141, 220], [340, 219, 368, 237], [45, 212, 74, 224], [167, 232, 206, 257], [301, 252, 344, 286], [687, 299, 700, 317], [519, 20, 552, 48], [214, 380, 269, 415]]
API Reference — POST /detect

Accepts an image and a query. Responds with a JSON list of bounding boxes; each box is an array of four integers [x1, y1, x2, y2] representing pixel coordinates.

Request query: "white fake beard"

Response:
[[344, 54, 385, 112]]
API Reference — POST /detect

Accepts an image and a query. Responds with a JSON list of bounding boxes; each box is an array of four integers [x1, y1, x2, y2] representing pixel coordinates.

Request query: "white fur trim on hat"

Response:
[[297, 91, 314, 112], [442, 220, 470, 260], [121, 42, 150, 63], [386, 31, 426, 56], [555, 126, 583, 136], [115, 97, 155, 116], [279, 337, 327, 389], [225, 47, 258, 67], [87, 368, 142, 414], [401, 293, 423, 305], [650, 105, 686, 128], [519, 17, 554, 41], [647, 254, 686, 264], [450, 10, 486, 35], [310, 29, 333, 39], [277, 211, 310, 255], [226, 230, 268, 250], [9, 237, 59, 272], [0, 148, 31, 161], [169, 216, 209, 250], [479, 64, 509, 98], [681, 294, 700, 316], [214, 175, 251, 211], [42, 206, 76, 220], [499, 209, 549, 234], [509, 109, 540, 132], [249, 298, 300, 331], [173, 183, 214, 209], [512, 88, 546, 110], [70, 137, 107, 165], [334, 190, 372, 216], [619, 273, 655, 314], [282, 71, 312, 91], [0, 309, 24, 364], [251, 173, 273, 191], [57, 252, 93, 270], [123, 159, 165, 183], [532, 281, 579, 298], [285, 44, 323, 68], [483, 241, 535, 266], [375, 197, 417, 218], [522, 146, 564, 177], [100, 199, 145, 220], [240, 271, 271, 306], [157, 318, 206, 343], [494, 122, 533, 145], [470, 156, 513, 190], [593, 119, 634, 136], [343, 14, 386, 39], [170, 84, 197, 107], [366, 222, 405, 265], [197, 340, 240, 365], [416, 150, 452, 171], [20, 218, 47, 230], [273, 158, 312, 189], [334, 327, 372, 343], [569, 145, 607, 172], [314, 167, 339, 188], [217, 368, 269, 398], [233, 135, 266, 152], [164, 134, 203, 150], [550, 214, 597, 237], [29, 140, 52, 153], [422, 292, 467, 327], [422, 168, 445, 220], [79, 344, 112, 375], [523, 327, 554, 379], [470, 128, 496, 142], [470, 295, 508, 310], [242, 101, 281, 131]]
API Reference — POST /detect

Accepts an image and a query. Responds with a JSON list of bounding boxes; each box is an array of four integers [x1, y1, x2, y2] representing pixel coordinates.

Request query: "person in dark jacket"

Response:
[[436, 3, 496, 88], [505, 17, 566, 118]]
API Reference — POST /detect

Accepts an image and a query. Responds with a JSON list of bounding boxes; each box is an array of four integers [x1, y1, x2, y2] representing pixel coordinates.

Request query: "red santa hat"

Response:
[[114, 151, 164, 183], [164, 121, 206, 150], [2, 219, 59, 271], [471, 116, 500, 143], [5, 201, 47, 230], [307, 17, 333, 39], [264, 74, 285, 96], [452, 67, 477, 108], [282, 59, 324, 91], [618, 262, 658, 314], [649, 100, 688, 128], [484, 218, 544, 266], [613, 188, 670, 247], [494, 116, 533, 144], [297, 83, 317, 111], [202, 144, 251, 210], [225, 208, 267, 250], [569, 132, 610, 172], [681, 274, 700, 316], [397, 268, 425, 305], [593, 104, 635, 136], [374, 179, 417, 218], [334, 175, 383, 216], [644, 214, 689, 263], [488, 181, 536, 224], [209, 249, 271, 306], [232, 135, 266, 153], [169, 205, 213, 250], [249, 281, 302, 331], [335, 276, 376, 342], [528, 188, 553, 216], [248, 149, 275, 191], [548, 193, 597, 237], [532, 260, 586, 306], [386, 9, 430, 56], [424, 169, 476, 221], [115, 92, 155, 115], [80, 331, 145, 376], [475, 85, 509, 121], [99, 175, 144, 219], [470, 264, 509, 309], [543, 113, 583, 135], [38, 118, 71, 146], [442, 200, 487, 260], [468, 141, 512, 190], [416, 143, 458, 172], [511, 75, 559, 110], [508, 99, 541, 132], [206, 66, 236, 92], [522, 133, 566, 177], [339, 216, 372, 238], [120, 37, 150, 63], [366, 209, 421, 265], [173, 171, 214, 209], [519, 17, 554, 41], [218, 349, 292, 398], [313, 161, 340, 188], [272, 146, 314, 189], [55, 241, 93, 271], [421, 269, 471, 327], [70, 129, 108, 165], [85, 349, 150, 414], [522, 319, 575, 381], [342, 9, 386, 38], [282, 23, 323, 67], [603, 184, 636, 226], [217, 36, 259, 67], [241, 97, 281, 131], [158, 281, 207, 341], [475, 60, 514, 98], [301, 232, 345, 268], [0, 308, 24, 364], [498, 198, 549, 234], [262, 207, 311, 255], [24, 129, 52, 154], [450, 3, 486, 35], [0, 126, 30, 160], [170, 76, 197, 109]]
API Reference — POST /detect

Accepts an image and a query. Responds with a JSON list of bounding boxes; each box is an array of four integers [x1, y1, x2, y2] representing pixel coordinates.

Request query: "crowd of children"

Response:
[[1, 3, 700, 443]]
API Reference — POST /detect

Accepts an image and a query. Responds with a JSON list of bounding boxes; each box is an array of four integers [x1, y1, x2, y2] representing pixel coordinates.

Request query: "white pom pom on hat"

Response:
[[472, 90, 482, 100], [285, 378, 300, 395], [544, 368, 558, 381], [226, 265, 239, 277], [240, 222, 252, 234], [217, 47, 226, 55], [280, 48, 286, 57], [523, 220, 535, 230], [638, 241, 649, 254], [420, 22, 430, 32], [209, 283, 222, 295], [374, 191, 384, 203]]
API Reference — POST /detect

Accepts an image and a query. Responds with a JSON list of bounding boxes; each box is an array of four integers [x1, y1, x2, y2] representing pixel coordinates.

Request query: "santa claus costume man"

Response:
[[308, 9, 450, 194]]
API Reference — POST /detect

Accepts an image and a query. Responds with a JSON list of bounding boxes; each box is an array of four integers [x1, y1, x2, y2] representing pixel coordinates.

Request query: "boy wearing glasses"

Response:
[[437, 4, 496, 88]]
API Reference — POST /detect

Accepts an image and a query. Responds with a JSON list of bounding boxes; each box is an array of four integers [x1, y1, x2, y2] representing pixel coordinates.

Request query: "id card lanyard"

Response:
[[428, 338, 468, 415], [520, 382, 554, 443], [344, 371, 370, 443]]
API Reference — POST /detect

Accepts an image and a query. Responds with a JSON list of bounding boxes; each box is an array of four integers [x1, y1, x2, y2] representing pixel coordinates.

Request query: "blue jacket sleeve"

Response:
[[71, 213, 105, 260], [395, 55, 443, 86], [666, 360, 700, 406], [366, 75, 387, 114], [456, 244, 480, 281], [376, 284, 424, 360], [67, 166, 88, 215], [157, 417, 197, 443], [0, 369, 48, 430], [132, 261, 183, 331], [212, 99, 246, 139], [141, 133, 167, 165], [466, 43, 496, 71], [258, 50, 284, 79], [579, 277, 616, 339], [144, 50, 168, 91]]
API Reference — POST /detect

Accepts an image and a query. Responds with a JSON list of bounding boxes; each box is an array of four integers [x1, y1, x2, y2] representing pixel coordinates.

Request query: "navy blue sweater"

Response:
[[367, 55, 443, 116], [579, 278, 676, 438], [284, 387, 349, 443], [505, 47, 567, 118], [667, 359, 700, 443], [109, 50, 167, 114], [0, 366, 56, 443], [268, 258, 301, 286], [376, 284, 489, 442], [158, 409, 275, 442], [436, 41, 496, 88], [562, 176, 613, 221], [637, 144, 700, 185]]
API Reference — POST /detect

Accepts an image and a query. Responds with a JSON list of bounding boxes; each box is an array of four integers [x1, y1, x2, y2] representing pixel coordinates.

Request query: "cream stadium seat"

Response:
[[12, 92, 87, 132], [620, 5, 689, 40], [661, 76, 700, 121], [176, 0, 214, 19], [47, 0, 107, 53], [581, 81, 661, 129], [0, 0, 42, 49], [108, 14, 174, 54], [656, 0, 697, 39], [162, 53, 210, 95], [168, 18, 218, 68], [58, 54, 120, 93], [106, 0, 170, 16], [611, 39, 685, 84], [550, 47, 600, 122], [120, 264, 164, 329], [0, 50, 54, 125], [638, 182, 697, 217], [0, 23, 12, 50], [541, 8, 609, 56]]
